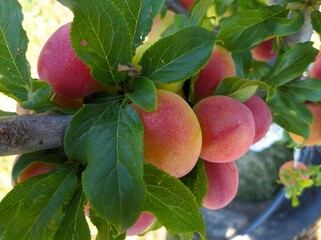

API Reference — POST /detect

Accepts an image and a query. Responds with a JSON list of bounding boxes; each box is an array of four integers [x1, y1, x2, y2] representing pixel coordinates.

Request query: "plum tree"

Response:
[[2, 0, 321, 238], [126, 212, 155, 236], [251, 38, 276, 62], [132, 89, 202, 178], [243, 95, 272, 144], [289, 104, 321, 146], [193, 95, 255, 163], [37, 22, 103, 98], [193, 45, 236, 102], [203, 161, 239, 210]]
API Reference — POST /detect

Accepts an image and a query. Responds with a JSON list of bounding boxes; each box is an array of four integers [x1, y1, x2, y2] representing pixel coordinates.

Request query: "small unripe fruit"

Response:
[[193, 95, 255, 163], [194, 45, 236, 102], [203, 161, 239, 210], [133, 90, 202, 178], [37, 22, 103, 98], [243, 95, 272, 144]]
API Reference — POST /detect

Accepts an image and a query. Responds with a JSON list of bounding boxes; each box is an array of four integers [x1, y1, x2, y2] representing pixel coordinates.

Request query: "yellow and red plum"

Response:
[[193, 95, 255, 163], [37, 22, 103, 98], [194, 45, 236, 102], [132, 90, 202, 178]]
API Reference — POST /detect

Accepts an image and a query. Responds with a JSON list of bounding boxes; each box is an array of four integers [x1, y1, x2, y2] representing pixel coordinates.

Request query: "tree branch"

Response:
[[285, 5, 314, 47], [0, 113, 71, 156]]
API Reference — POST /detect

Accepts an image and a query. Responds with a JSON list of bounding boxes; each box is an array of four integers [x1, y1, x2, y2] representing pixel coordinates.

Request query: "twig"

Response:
[[0, 113, 71, 156]]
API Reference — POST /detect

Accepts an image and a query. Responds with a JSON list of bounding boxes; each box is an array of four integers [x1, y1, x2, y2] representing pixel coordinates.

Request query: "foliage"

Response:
[[1, 0, 321, 239]]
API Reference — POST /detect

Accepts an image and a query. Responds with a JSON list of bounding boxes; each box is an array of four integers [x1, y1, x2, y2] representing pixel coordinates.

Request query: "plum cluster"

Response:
[[14, 19, 275, 236]]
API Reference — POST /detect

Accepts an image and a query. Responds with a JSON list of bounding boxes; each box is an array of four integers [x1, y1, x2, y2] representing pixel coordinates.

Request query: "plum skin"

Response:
[[243, 95, 272, 144], [132, 89, 202, 178], [203, 161, 239, 210], [37, 22, 103, 98], [126, 212, 155, 236], [194, 45, 236, 103], [193, 95, 255, 163]]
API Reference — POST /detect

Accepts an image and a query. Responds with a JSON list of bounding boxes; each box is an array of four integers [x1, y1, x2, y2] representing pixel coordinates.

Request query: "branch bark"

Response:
[[0, 113, 71, 156], [285, 5, 315, 47]]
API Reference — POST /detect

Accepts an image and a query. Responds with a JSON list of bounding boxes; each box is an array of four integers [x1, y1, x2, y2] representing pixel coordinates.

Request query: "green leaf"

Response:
[[217, 5, 286, 51], [311, 10, 321, 37], [161, 14, 190, 38], [247, 61, 271, 80], [54, 189, 91, 240], [0, 110, 16, 116], [261, 42, 318, 86], [11, 148, 67, 184], [143, 164, 205, 237], [179, 160, 208, 208], [89, 208, 126, 240], [268, 91, 310, 139], [237, 0, 264, 10], [0, 0, 31, 102], [285, 78, 321, 102], [140, 27, 216, 84], [214, 0, 233, 16], [268, 10, 304, 37], [112, 0, 165, 49], [167, 232, 194, 240], [58, 0, 133, 86], [82, 102, 145, 233], [278, 89, 313, 123], [22, 80, 51, 109], [3, 166, 78, 240], [0, 175, 44, 235], [232, 51, 253, 78], [189, 0, 215, 27], [0, 78, 29, 103], [64, 98, 119, 165], [21, 80, 78, 114], [214, 77, 273, 102], [126, 77, 157, 112]]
